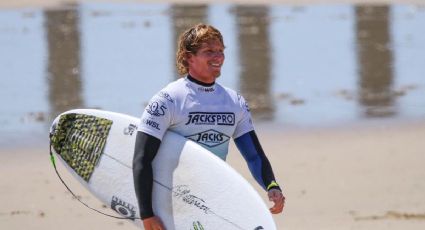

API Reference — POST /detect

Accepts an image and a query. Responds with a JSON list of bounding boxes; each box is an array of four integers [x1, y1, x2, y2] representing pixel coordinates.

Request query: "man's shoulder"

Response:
[[216, 83, 237, 97], [155, 78, 187, 103], [163, 77, 185, 90], [217, 84, 246, 103]]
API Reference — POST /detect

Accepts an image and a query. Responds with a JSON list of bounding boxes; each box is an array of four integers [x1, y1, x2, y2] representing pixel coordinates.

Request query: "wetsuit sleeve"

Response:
[[132, 131, 161, 219], [234, 130, 281, 191]]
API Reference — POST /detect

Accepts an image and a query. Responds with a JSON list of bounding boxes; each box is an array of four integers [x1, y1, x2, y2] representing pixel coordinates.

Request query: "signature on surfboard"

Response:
[[172, 185, 210, 214]]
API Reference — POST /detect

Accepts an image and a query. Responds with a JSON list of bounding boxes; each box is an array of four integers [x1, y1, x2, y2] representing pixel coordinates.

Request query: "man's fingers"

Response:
[[143, 216, 166, 230], [271, 199, 284, 213], [268, 190, 285, 214], [269, 202, 283, 214]]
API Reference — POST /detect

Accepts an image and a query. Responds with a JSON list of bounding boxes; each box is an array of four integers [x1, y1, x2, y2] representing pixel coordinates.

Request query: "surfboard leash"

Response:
[[49, 135, 141, 220]]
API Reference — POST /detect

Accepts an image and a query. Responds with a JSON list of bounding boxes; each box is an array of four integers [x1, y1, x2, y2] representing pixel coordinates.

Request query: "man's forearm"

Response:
[[132, 131, 161, 219], [234, 131, 281, 191]]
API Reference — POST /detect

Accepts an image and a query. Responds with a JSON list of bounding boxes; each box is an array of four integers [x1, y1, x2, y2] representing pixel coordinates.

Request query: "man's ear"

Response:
[[185, 52, 193, 64]]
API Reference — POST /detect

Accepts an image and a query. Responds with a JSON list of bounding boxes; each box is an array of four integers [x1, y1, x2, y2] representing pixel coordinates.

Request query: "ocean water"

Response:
[[0, 3, 424, 147]]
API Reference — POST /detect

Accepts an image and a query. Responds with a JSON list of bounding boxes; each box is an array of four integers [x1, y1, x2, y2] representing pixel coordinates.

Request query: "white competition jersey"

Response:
[[138, 77, 254, 160]]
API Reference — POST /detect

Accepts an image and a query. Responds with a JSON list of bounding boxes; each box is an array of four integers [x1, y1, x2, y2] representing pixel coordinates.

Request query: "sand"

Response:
[[1, 120, 425, 229], [231, 121, 425, 229]]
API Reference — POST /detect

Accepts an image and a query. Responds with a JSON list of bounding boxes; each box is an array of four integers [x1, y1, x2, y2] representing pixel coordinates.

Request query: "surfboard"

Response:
[[49, 109, 276, 230]]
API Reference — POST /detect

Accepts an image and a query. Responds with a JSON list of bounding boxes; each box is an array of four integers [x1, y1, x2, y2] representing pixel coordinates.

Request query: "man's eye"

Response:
[[201, 50, 224, 57]]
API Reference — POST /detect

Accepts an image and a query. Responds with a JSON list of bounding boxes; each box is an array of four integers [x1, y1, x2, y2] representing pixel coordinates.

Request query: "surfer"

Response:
[[133, 23, 285, 230]]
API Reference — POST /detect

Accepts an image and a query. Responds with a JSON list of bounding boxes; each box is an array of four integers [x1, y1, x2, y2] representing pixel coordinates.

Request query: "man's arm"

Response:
[[234, 130, 285, 214], [132, 131, 161, 219], [234, 130, 280, 191]]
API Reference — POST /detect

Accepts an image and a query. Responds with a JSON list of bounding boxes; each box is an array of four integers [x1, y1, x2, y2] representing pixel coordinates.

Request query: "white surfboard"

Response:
[[49, 109, 276, 230]]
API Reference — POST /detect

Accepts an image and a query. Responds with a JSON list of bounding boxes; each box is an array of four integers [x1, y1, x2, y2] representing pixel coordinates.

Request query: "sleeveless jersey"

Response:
[[138, 77, 254, 160]]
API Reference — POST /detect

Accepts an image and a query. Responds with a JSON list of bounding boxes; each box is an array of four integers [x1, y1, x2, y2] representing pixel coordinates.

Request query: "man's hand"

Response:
[[143, 216, 166, 230], [268, 188, 285, 214]]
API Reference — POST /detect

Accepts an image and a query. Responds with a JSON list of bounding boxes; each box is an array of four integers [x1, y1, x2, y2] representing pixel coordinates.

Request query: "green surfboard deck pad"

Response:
[[50, 113, 113, 182]]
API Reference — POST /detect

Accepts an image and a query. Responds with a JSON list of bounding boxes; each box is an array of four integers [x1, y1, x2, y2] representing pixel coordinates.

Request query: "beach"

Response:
[[1, 0, 425, 229], [236, 121, 425, 229], [1, 120, 425, 229]]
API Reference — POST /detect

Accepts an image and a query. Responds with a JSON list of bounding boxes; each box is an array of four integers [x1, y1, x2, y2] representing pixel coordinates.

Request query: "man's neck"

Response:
[[187, 74, 215, 87]]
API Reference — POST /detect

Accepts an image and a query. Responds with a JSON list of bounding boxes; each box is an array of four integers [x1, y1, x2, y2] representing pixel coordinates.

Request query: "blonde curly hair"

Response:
[[176, 24, 224, 76]]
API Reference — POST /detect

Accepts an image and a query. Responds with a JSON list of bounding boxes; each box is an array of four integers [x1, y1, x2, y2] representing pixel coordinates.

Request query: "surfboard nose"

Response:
[[49, 111, 113, 182], [49, 115, 60, 136]]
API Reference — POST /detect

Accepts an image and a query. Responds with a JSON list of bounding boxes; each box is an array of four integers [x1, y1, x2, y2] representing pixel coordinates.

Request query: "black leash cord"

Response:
[[49, 142, 140, 220]]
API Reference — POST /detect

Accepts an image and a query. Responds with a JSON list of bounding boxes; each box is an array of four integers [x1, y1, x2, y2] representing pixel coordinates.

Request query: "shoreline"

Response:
[[1, 0, 425, 9]]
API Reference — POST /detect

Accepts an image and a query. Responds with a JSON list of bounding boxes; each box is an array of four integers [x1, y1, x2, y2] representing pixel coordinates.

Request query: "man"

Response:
[[133, 23, 285, 230]]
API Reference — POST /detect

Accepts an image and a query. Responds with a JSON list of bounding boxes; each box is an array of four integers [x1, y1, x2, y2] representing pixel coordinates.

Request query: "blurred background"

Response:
[[0, 2, 424, 147]]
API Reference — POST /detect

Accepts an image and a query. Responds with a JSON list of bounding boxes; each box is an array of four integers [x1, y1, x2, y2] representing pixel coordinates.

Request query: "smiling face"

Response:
[[176, 24, 225, 80], [187, 40, 225, 83]]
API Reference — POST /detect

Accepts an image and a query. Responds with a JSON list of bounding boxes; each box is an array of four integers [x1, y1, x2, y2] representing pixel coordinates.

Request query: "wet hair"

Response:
[[176, 23, 224, 76]]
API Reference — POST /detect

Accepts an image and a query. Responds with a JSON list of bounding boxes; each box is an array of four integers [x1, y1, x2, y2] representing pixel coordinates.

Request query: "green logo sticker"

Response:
[[192, 221, 204, 230]]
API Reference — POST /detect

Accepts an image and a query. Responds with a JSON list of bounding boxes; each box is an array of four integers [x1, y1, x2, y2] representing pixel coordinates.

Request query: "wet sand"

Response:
[[1, 120, 425, 229]]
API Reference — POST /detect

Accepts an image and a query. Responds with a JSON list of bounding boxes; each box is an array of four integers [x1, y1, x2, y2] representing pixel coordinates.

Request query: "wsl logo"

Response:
[[186, 129, 230, 148], [185, 112, 235, 126], [198, 86, 215, 92], [111, 196, 136, 220], [142, 118, 160, 130]]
